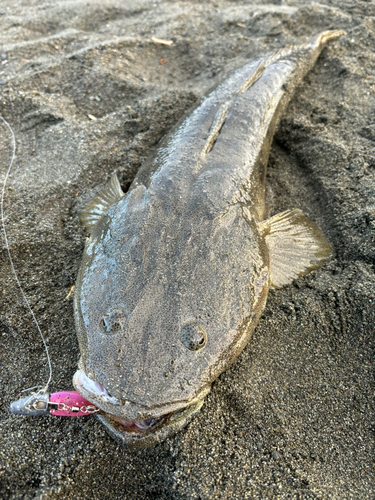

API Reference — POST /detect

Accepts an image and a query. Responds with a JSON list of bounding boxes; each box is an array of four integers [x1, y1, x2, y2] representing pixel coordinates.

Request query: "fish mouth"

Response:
[[106, 412, 170, 433], [73, 369, 206, 448], [97, 400, 204, 447]]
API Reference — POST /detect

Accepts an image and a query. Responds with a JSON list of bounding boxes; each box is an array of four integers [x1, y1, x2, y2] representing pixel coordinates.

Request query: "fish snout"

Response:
[[73, 369, 211, 422]]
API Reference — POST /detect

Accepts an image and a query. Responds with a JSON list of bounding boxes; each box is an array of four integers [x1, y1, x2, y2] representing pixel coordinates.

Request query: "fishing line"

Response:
[[0, 115, 53, 395]]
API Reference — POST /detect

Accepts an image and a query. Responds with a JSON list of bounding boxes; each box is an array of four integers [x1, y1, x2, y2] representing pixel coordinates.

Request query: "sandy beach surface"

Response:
[[0, 0, 374, 498]]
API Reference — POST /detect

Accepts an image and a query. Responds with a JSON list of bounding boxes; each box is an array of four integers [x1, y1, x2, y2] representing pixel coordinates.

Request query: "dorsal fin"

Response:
[[79, 174, 124, 233]]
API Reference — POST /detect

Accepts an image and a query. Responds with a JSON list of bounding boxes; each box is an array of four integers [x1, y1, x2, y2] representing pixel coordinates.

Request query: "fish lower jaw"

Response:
[[73, 368, 207, 446], [98, 400, 204, 448]]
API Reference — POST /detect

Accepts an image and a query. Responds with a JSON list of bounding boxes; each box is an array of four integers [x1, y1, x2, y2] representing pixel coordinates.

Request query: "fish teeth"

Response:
[[109, 414, 162, 432], [134, 418, 156, 430], [75, 369, 121, 405]]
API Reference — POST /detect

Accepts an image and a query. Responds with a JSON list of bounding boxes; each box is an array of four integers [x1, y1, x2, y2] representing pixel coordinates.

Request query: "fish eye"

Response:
[[180, 322, 207, 351], [99, 307, 127, 335]]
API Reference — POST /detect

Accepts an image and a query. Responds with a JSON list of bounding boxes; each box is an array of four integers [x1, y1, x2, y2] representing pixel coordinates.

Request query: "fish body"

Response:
[[73, 31, 344, 447]]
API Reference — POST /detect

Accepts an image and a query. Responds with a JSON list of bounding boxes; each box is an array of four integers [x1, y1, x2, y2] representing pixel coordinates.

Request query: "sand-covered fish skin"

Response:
[[73, 30, 344, 447]]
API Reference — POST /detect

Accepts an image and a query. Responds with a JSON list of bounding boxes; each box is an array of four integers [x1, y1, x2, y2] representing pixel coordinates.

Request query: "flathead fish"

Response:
[[73, 30, 345, 447]]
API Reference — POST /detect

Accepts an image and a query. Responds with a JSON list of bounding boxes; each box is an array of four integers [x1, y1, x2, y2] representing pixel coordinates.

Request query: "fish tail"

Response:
[[310, 29, 346, 49]]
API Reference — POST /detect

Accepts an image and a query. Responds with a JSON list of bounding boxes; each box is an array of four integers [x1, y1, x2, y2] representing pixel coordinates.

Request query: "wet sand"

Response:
[[0, 1, 374, 498]]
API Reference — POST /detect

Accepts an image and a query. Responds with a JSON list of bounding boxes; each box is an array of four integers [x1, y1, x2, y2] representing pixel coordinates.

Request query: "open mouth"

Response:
[[97, 400, 203, 447], [107, 413, 171, 434], [73, 369, 205, 445]]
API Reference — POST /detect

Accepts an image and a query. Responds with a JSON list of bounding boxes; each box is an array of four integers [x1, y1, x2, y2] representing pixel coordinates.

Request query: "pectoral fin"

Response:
[[259, 209, 331, 288], [79, 174, 124, 232]]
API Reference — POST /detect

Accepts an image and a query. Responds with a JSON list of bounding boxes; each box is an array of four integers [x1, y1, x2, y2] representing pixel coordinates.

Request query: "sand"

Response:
[[0, 0, 374, 498]]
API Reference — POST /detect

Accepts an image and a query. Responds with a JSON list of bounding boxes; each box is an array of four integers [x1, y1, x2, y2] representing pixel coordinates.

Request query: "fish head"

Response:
[[73, 189, 269, 447]]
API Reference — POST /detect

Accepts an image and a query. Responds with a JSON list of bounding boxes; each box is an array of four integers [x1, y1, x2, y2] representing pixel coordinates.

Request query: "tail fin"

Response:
[[310, 29, 346, 49]]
